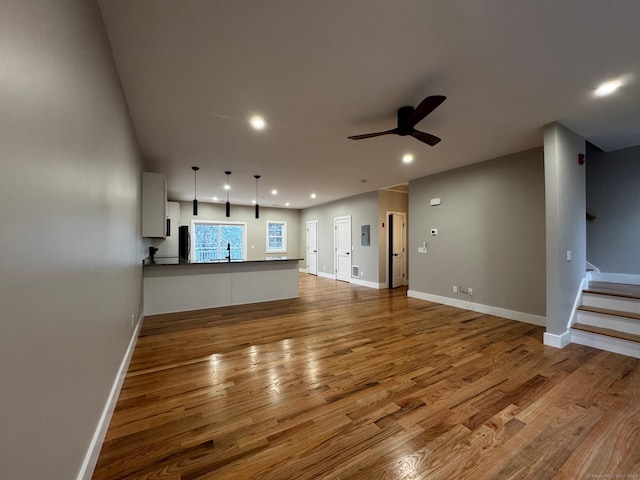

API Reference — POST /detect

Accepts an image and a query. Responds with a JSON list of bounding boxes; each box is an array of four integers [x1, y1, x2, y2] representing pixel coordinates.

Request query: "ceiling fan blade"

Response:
[[411, 130, 441, 146], [348, 128, 398, 140], [406, 95, 446, 128]]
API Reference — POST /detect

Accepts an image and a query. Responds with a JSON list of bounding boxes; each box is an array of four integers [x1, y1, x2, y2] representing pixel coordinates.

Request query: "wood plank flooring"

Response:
[[92, 275, 640, 479]]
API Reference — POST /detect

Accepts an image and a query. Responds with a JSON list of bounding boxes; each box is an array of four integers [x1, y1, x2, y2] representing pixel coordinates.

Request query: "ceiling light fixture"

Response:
[[310, 193, 317, 199], [285, 202, 290, 207], [595, 79, 623, 96], [403, 153, 414, 164], [225, 171, 232, 217], [250, 115, 266, 130], [192, 166, 199, 215], [271, 189, 278, 195], [254, 175, 261, 219]]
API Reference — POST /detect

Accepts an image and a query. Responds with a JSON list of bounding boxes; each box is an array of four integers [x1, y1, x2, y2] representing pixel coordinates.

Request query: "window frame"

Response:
[[191, 220, 248, 262], [266, 220, 287, 253]]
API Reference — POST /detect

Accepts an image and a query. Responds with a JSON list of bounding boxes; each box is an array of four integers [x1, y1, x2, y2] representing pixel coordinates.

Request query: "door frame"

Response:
[[305, 220, 318, 275], [386, 211, 407, 288], [334, 215, 352, 282]]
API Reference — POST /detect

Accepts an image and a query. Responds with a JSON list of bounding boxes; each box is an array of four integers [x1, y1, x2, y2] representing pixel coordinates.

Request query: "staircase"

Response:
[[571, 281, 640, 359]]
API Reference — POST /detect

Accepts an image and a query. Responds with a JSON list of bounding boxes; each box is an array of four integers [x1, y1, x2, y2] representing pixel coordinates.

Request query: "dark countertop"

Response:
[[144, 257, 302, 267]]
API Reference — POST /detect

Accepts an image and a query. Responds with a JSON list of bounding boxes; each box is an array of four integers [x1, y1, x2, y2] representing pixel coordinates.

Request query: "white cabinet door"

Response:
[[141, 172, 167, 238]]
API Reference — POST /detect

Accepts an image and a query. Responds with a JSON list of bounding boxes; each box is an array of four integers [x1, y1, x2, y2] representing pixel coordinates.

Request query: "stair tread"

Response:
[[585, 281, 640, 300], [572, 323, 640, 343], [577, 305, 640, 321]]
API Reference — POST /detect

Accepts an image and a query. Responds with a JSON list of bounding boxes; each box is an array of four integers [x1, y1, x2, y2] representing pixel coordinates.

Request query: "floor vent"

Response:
[[352, 265, 359, 278]]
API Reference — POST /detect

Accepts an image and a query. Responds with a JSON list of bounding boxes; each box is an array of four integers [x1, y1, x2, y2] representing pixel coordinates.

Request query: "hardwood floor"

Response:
[[93, 275, 640, 479]]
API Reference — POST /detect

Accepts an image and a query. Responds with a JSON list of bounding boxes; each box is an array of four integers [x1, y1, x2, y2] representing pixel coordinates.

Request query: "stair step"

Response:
[[585, 281, 640, 300], [577, 305, 640, 322], [572, 323, 640, 344]]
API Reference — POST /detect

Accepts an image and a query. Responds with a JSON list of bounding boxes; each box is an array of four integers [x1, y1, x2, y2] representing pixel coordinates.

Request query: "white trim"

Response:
[[407, 290, 546, 327], [589, 272, 640, 285], [77, 314, 143, 480], [543, 330, 572, 348], [586, 261, 600, 274], [571, 329, 640, 359], [318, 271, 335, 280], [350, 278, 384, 289], [567, 276, 590, 329], [299, 267, 308, 274]]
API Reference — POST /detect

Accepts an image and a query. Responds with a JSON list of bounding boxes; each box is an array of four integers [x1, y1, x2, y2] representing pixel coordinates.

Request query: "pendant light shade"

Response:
[[225, 171, 232, 218], [192, 166, 199, 216], [254, 175, 261, 219]]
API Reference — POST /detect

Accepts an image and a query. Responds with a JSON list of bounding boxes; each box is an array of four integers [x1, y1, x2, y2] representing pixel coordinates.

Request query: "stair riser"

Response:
[[576, 310, 640, 336], [571, 330, 640, 359], [582, 293, 640, 313]]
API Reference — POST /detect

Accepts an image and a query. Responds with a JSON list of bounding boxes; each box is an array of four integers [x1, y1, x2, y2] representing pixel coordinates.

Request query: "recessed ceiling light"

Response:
[[285, 202, 290, 207], [251, 199, 257, 204], [271, 189, 278, 195], [595, 79, 623, 96], [310, 193, 317, 199], [249, 115, 266, 130], [402, 153, 414, 164], [224, 184, 231, 190], [212, 196, 218, 201]]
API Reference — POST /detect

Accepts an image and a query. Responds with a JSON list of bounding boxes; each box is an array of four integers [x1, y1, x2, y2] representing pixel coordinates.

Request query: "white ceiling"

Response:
[[98, 0, 640, 209]]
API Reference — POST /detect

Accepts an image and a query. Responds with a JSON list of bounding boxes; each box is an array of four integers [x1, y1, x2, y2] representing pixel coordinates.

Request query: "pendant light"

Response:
[[192, 166, 199, 215], [254, 175, 261, 219], [225, 171, 232, 217]]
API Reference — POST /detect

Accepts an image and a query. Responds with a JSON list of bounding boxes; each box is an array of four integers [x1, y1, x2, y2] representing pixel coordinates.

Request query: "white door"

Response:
[[334, 215, 351, 282], [306, 220, 318, 275], [389, 213, 406, 288]]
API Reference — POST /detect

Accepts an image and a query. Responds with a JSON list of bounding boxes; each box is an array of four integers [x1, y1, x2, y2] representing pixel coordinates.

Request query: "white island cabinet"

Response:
[[143, 258, 301, 315]]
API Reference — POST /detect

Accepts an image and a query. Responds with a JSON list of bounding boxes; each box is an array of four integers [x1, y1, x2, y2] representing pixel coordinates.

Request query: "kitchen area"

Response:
[[142, 172, 302, 315]]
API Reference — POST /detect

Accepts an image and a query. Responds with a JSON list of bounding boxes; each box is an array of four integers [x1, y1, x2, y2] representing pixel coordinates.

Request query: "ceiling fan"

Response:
[[348, 95, 446, 146]]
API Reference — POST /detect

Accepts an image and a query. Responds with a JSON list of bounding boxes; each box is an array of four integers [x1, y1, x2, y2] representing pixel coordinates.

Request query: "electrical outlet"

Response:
[[131, 314, 136, 326], [453, 286, 458, 293], [468, 288, 473, 296]]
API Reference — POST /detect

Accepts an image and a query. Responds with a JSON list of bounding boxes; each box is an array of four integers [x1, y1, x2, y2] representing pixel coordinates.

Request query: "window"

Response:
[[192, 221, 246, 262], [266, 221, 287, 253]]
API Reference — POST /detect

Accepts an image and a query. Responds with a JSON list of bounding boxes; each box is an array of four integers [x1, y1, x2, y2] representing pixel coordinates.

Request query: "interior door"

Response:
[[389, 213, 406, 288], [306, 220, 318, 275], [334, 215, 351, 282]]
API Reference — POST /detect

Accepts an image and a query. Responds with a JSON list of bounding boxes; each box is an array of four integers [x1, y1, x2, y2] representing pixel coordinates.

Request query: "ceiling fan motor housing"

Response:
[[397, 106, 415, 135]]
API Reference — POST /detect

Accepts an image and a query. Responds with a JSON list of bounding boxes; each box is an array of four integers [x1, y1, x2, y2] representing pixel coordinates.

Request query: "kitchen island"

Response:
[[143, 258, 302, 315]]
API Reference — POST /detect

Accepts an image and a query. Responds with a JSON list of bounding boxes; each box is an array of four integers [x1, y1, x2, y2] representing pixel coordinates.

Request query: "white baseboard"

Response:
[[350, 278, 384, 289], [571, 329, 640, 359], [406, 290, 546, 327], [77, 314, 143, 480], [543, 330, 572, 348], [590, 272, 640, 285], [318, 271, 335, 280]]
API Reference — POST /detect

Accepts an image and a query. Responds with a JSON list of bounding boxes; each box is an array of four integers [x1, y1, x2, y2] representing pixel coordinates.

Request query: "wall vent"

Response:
[[352, 265, 359, 278]]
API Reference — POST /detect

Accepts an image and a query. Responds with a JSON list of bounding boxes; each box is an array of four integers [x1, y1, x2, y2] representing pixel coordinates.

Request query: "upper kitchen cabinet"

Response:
[[142, 172, 167, 238]]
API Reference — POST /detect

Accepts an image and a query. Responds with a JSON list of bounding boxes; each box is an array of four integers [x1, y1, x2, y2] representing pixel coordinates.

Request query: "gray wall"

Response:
[[178, 201, 301, 261], [300, 191, 380, 283], [0, 1, 144, 478], [587, 145, 640, 274], [544, 123, 586, 337], [408, 148, 546, 316]]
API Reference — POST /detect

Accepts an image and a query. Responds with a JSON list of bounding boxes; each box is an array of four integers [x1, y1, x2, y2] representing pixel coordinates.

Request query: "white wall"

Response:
[[543, 122, 586, 343], [0, 1, 144, 478], [408, 148, 546, 320]]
